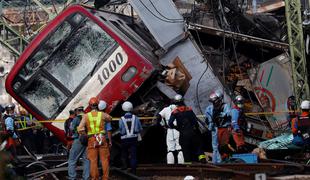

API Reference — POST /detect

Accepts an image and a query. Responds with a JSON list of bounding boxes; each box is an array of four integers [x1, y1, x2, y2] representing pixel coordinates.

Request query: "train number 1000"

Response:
[[97, 52, 124, 85]]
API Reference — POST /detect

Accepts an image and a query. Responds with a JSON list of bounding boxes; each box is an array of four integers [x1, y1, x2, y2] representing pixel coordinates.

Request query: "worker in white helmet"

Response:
[[230, 95, 246, 152], [205, 90, 231, 163], [98, 100, 112, 148], [119, 101, 142, 174], [156, 94, 184, 164], [168, 95, 207, 164], [291, 100, 310, 147]]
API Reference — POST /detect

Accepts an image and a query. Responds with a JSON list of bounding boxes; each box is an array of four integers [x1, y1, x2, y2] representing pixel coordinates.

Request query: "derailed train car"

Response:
[[5, 5, 157, 142]]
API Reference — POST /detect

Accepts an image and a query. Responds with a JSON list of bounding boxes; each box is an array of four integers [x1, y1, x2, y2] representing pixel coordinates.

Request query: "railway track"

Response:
[[17, 155, 310, 179]]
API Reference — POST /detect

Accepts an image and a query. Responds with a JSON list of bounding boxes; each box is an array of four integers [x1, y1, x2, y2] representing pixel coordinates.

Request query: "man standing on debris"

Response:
[[68, 106, 90, 180], [168, 95, 206, 164], [157, 95, 184, 164], [230, 95, 246, 152], [64, 110, 75, 151], [119, 101, 143, 174], [205, 90, 231, 163], [78, 97, 112, 180], [291, 100, 310, 147]]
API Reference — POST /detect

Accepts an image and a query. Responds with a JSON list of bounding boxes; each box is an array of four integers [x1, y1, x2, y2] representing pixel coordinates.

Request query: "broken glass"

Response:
[[20, 21, 72, 80], [21, 76, 67, 118], [44, 18, 117, 92]]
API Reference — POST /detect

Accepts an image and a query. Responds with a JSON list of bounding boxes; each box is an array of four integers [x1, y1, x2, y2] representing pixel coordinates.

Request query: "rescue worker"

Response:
[[64, 110, 75, 151], [17, 108, 35, 152], [287, 96, 297, 128], [119, 101, 143, 174], [98, 100, 112, 179], [230, 95, 246, 152], [98, 100, 112, 147], [4, 104, 19, 163], [78, 97, 112, 180], [291, 100, 310, 147], [157, 95, 184, 164], [205, 90, 231, 163], [68, 106, 90, 180], [168, 95, 206, 164]]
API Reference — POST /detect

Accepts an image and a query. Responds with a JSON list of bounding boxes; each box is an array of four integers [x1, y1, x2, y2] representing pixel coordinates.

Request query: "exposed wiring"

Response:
[[148, 0, 184, 21], [216, 0, 270, 130], [194, 28, 210, 115], [137, 0, 184, 23]]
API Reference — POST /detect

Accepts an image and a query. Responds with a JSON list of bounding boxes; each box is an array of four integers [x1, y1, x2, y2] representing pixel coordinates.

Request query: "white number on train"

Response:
[[97, 52, 124, 85]]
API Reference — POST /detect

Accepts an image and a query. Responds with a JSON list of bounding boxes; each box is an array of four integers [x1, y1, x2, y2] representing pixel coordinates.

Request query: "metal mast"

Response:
[[285, 0, 309, 103]]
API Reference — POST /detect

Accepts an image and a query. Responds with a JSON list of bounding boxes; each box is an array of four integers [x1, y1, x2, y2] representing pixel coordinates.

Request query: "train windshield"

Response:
[[14, 13, 117, 118]]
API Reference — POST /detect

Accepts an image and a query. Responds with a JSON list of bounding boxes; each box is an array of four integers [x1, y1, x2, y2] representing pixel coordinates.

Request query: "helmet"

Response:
[[234, 95, 244, 108], [174, 94, 183, 102], [184, 176, 195, 180], [98, 100, 107, 111], [300, 100, 310, 110], [209, 90, 223, 103], [5, 103, 15, 110], [89, 97, 99, 106], [75, 106, 84, 113], [69, 110, 75, 115], [122, 101, 133, 112]]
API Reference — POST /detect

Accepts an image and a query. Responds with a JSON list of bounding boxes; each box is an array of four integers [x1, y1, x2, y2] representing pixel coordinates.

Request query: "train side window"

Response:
[[122, 66, 137, 82]]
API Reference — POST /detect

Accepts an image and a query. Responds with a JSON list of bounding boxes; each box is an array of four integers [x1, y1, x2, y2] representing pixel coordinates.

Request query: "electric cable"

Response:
[[148, 0, 184, 21], [217, 0, 270, 131], [137, 0, 184, 23], [194, 27, 211, 115]]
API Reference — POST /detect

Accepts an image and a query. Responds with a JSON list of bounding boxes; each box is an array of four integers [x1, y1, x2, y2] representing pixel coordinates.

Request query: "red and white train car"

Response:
[[5, 5, 156, 142]]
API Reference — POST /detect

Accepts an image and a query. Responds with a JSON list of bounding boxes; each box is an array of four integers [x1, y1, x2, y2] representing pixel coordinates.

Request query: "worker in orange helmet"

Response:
[[78, 97, 112, 180]]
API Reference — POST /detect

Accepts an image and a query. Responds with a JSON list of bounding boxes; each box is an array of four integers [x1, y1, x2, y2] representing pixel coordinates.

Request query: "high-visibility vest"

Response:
[[87, 112, 105, 136], [121, 115, 138, 139]]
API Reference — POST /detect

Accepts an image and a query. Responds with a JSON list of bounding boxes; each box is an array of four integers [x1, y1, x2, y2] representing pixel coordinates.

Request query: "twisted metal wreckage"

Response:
[[2, 0, 310, 179]]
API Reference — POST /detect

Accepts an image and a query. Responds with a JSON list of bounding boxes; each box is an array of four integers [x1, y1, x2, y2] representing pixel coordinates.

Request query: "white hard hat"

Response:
[[184, 175, 195, 180], [174, 94, 183, 102], [235, 95, 244, 102], [98, 100, 107, 111], [300, 100, 310, 110], [209, 90, 223, 102], [122, 101, 133, 112]]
